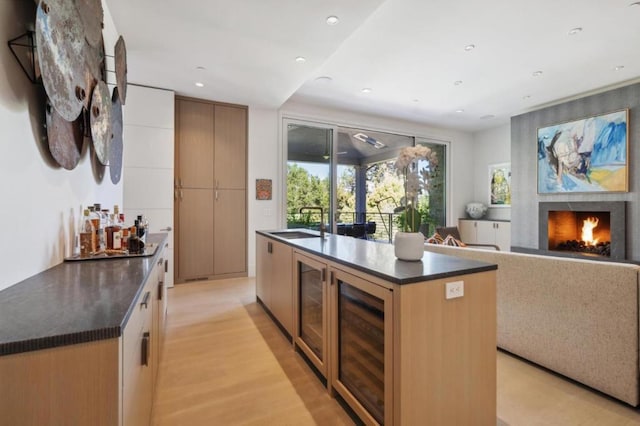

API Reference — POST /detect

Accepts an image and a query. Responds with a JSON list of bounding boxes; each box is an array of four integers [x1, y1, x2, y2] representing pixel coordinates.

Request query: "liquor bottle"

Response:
[[89, 206, 101, 251], [79, 209, 96, 257]]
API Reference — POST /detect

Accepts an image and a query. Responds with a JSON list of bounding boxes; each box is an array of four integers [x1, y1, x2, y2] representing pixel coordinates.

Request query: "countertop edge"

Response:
[[257, 230, 497, 284], [0, 233, 168, 357]]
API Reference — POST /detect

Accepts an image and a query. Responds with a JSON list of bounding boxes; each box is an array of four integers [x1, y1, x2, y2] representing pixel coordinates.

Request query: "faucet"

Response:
[[299, 206, 326, 239]]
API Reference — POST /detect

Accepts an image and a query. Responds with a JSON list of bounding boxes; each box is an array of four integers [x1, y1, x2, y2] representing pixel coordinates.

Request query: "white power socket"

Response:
[[445, 281, 464, 299]]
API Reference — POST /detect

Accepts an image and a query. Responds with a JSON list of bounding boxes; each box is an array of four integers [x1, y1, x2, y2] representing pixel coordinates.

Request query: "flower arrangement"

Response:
[[394, 145, 438, 233]]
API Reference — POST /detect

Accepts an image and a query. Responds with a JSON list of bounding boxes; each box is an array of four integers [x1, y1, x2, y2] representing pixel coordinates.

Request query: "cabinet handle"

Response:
[[141, 291, 151, 309], [179, 190, 183, 200], [160, 226, 172, 231], [330, 271, 334, 284], [215, 190, 218, 201], [321, 268, 326, 282], [158, 283, 163, 300], [267, 241, 273, 253], [158, 257, 164, 266], [141, 332, 150, 366], [179, 178, 183, 188], [164, 259, 168, 273]]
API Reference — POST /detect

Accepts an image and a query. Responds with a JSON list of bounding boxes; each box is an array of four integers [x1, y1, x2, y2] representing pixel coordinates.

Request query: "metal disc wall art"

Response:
[[74, 0, 103, 48], [114, 36, 127, 104], [89, 81, 113, 165], [45, 97, 84, 170], [109, 87, 124, 184], [35, 0, 87, 122], [80, 35, 105, 110]]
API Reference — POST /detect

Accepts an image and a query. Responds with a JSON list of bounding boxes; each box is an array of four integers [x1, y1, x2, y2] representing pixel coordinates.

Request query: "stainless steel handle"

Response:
[[180, 190, 183, 200], [215, 190, 218, 201], [141, 291, 151, 309], [160, 226, 172, 231], [179, 178, 183, 188], [141, 332, 150, 366]]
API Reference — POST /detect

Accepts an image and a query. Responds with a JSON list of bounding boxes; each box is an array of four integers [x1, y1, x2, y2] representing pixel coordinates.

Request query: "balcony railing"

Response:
[[287, 211, 434, 243]]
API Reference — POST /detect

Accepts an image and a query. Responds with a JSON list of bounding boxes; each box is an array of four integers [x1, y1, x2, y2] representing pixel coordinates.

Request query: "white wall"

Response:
[[123, 85, 175, 286], [0, 1, 122, 291], [470, 124, 511, 221], [247, 107, 280, 276]]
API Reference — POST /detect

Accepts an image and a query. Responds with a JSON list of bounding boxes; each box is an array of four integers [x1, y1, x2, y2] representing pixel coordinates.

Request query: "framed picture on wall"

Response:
[[537, 109, 629, 193], [489, 163, 511, 207], [256, 179, 272, 200]]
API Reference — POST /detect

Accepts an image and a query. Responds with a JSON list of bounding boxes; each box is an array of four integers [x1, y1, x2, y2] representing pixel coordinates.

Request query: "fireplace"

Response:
[[539, 202, 626, 260]]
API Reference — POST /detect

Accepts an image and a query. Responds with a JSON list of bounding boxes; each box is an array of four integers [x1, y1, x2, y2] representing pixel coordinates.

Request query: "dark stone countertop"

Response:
[[257, 230, 496, 285], [0, 233, 168, 356]]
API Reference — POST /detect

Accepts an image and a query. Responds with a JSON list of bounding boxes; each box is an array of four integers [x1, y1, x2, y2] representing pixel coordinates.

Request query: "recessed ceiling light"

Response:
[[568, 27, 582, 35], [455, 109, 464, 113], [464, 44, 475, 51], [532, 70, 543, 77], [361, 87, 372, 93], [412, 99, 419, 102], [523, 95, 531, 100], [315, 76, 332, 82], [295, 56, 306, 63], [480, 114, 495, 120], [196, 66, 206, 71], [195, 82, 204, 88], [326, 16, 339, 25], [454, 80, 463, 86], [614, 65, 625, 71]]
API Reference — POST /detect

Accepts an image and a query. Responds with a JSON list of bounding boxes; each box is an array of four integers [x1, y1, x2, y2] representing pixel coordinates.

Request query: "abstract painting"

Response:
[[489, 163, 511, 207], [537, 109, 628, 193]]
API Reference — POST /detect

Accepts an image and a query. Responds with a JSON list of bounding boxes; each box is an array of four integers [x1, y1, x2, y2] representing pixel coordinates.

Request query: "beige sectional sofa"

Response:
[[423, 244, 640, 406]]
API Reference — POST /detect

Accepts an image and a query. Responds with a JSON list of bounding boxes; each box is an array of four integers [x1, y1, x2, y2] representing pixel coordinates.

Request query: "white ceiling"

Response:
[[106, 0, 640, 133]]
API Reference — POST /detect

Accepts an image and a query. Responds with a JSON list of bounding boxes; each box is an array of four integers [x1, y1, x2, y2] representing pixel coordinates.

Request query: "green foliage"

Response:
[[287, 163, 329, 213]]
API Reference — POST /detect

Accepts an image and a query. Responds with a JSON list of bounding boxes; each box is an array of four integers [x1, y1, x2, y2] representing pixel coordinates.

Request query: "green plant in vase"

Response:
[[393, 145, 438, 260]]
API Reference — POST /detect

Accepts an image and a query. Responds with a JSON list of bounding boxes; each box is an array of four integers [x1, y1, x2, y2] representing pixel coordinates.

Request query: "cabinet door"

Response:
[[177, 188, 214, 280], [270, 241, 293, 335], [458, 219, 477, 243], [476, 221, 495, 245], [294, 253, 329, 379], [176, 99, 214, 189], [330, 268, 393, 426], [494, 221, 511, 251], [122, 283, 155, 426], [214, 105, 247, 189], [256, 235, 272, 306], [213, 189, 246, 275]]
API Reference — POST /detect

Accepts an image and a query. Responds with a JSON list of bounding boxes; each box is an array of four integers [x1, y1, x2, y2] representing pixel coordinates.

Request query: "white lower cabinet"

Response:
[[459, 219, 511, 251]]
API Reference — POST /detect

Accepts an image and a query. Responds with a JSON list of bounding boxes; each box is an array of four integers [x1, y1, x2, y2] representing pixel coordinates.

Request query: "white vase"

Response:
[[394, 231, 425, 261]]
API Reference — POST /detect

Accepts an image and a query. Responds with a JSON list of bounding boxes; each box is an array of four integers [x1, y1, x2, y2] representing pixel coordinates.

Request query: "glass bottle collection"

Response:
[[78, 203, 149, 258]]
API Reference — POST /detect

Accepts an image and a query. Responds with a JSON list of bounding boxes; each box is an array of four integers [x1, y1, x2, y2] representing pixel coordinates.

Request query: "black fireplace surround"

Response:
[[538, 201, 626, 261]]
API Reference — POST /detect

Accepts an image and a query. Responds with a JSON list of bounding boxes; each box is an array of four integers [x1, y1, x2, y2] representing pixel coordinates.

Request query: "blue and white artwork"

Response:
[[537, 109, 628, 193]]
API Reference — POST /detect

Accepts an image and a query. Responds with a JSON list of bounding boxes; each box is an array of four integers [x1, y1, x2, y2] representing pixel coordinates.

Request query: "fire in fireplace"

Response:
[[551, 212, 611, 256], [539, 201, 626, 260]]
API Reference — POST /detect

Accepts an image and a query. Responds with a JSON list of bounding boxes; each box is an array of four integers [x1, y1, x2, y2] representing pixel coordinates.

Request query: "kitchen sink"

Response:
[[269, 231, 321, 239]]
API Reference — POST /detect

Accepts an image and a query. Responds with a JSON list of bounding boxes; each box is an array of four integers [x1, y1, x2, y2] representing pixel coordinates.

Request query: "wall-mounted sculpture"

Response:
[[21, 0, 127, 183]]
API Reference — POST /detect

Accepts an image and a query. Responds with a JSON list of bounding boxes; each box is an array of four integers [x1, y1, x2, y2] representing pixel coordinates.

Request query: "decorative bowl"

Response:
[[466, 202, 488, 219]]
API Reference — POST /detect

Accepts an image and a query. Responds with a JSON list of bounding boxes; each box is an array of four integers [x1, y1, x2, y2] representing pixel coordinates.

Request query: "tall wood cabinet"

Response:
[[175, 97, 247, 282]]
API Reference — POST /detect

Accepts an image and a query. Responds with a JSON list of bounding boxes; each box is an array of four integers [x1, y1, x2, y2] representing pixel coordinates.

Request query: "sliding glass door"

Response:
[[285, 119, 448, 240], [285, 120, 335, 232]]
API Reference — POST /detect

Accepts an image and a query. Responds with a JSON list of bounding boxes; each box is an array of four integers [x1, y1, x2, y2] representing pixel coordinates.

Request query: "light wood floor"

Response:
[[152, 277, 640, 426]]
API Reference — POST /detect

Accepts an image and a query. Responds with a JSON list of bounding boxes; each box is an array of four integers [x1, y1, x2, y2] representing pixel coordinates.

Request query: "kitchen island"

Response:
[[256, 229, 498, 426]]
